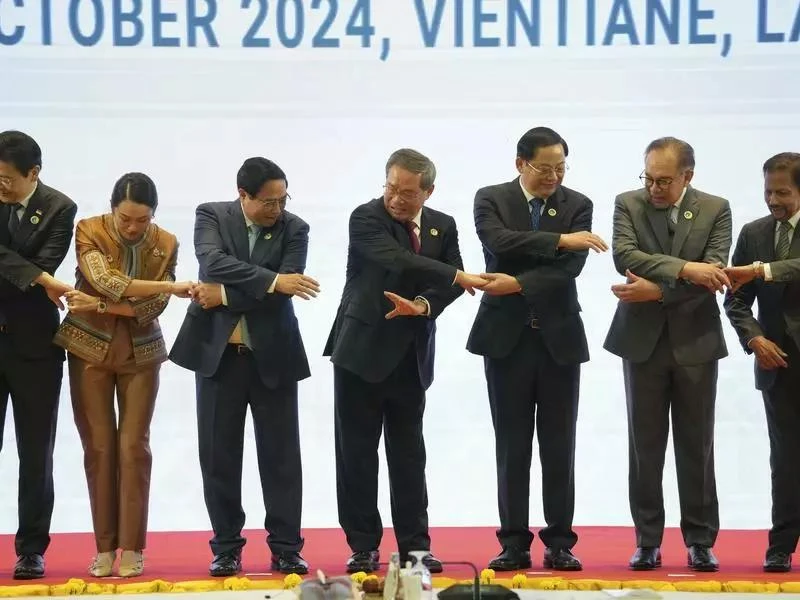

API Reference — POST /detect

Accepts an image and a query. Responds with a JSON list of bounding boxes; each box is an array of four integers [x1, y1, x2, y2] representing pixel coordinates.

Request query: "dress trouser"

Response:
[[69, 320, 159, 552]]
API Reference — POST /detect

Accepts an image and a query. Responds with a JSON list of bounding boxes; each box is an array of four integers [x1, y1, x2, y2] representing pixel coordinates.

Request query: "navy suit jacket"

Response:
[[169, 201, 310, 389], [466, 180, 591, 365], [724, 215, 800, 391], [323, 197, 465, 390], [0, 181, 77, 360]]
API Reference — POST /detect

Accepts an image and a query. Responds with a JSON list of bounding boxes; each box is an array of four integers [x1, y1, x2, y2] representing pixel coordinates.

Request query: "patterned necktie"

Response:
[[529, 198, 543, 231], [240, 223, 262, 348], [405, 221, 420, 253], [248, 223, 261, 256], [776, 220, 793, 260], [7, 204, 21, 235]]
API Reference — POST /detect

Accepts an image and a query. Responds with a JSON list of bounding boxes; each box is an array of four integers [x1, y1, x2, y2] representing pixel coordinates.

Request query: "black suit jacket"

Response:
[[0, 182, 77, 360], [323, 197, 465, 390], [466, 180, 590, 365], [169, 201, 310, 389], [723, 215, 800, 391]]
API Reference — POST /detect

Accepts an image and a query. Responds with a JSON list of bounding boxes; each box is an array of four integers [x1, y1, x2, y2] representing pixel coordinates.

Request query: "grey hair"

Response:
[[645, 137, 696, 170], [385, 148, 436, 190]]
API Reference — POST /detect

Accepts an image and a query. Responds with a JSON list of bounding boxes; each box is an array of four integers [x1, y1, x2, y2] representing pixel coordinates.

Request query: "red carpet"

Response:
[[0, 526, 795, 587]]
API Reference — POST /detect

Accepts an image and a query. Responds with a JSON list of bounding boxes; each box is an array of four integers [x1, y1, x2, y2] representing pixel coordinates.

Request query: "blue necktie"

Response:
[[529, 198, 543, 231], [240, 224, 261, 347]]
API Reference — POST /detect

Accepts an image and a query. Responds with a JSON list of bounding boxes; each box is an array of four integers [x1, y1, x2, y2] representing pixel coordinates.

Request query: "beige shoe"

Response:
[[118, 550, 144, 577], [88, 551, 116, 577]]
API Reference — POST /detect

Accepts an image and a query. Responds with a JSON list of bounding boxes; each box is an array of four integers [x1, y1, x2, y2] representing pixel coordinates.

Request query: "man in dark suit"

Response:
[[724, 152, 800, 573], [603, 137, 732, 572], [0, 130, 77, 579], [466, 127, 607, 572], [169, 157, 319, 577], [323, 148, 486, 574]]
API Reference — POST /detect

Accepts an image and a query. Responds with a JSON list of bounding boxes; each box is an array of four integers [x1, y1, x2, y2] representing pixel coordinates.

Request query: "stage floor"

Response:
[[0, 526, 799, 595]]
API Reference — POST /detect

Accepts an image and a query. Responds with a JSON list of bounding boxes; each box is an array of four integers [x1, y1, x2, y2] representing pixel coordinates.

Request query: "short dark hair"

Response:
[[516, 127, 569, 161], [763, 152, 800, 190], [237, 157, 287, 196], [385, 148, 436, 190], [645, 137, 695, 170], [0, 130, 42, 176], [110, 172, 158, 210]]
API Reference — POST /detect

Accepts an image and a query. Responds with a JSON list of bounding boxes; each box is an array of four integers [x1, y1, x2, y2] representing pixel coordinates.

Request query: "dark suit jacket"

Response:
[[723, 215, 800, 391], [0, 182, 77, 360], [169, 201, 310, 389], [323, 197, 465, 390], [466, 179, 591, 365], [603, 186, 731, 365]]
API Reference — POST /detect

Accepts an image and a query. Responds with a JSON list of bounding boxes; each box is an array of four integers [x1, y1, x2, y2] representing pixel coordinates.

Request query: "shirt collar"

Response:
[[779, 209, 800, 230], [519, 177, 550, 204], [672, 186, 688, 211], [410, 208, 422, 230], [16, 181, 38, 210]]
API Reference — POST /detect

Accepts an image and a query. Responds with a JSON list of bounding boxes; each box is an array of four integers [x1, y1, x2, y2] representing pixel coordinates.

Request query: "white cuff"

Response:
[[267, 274, 279, 294], [221, 285, 228, 306], [764, 263, 773, 281]]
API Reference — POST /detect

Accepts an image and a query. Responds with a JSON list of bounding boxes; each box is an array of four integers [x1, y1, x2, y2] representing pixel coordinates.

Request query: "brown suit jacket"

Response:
[[54, 214, 178, 365]]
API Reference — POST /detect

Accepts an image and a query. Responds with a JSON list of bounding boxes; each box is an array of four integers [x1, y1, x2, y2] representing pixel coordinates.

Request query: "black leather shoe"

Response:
[[271, 551, 309, 575], [401, 552, 443, 574], [629, 547, 661, 570], [687, 545, 719, 572], [488, 548, 531, 571], [764, 549, 792, 573], [543, 548, 582, 571], [346, 550, 379, 573], [13, 554, 45, 580], [209, 551, 242, 577]]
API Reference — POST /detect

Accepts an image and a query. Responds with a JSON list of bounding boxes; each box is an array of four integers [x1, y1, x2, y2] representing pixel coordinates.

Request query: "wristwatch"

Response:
[[96, 300, 108, 314], [752, 261, 764, 278]]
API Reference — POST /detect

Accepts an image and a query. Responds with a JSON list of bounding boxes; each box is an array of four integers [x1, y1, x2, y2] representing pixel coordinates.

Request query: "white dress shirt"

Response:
[[764, 209, 800, 281]]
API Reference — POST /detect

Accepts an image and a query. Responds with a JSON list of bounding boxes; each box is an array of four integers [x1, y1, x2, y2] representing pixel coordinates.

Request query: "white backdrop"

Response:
[[1, 0, 799, 537]]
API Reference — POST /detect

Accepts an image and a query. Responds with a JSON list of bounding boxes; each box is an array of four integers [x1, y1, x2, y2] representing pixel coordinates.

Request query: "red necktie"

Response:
[[405, 221, 420, 254]]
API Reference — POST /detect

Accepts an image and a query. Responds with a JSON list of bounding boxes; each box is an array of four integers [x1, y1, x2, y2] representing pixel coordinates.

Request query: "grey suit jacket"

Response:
[[723, 215, 800, 391], [603, 186, 732, 365]]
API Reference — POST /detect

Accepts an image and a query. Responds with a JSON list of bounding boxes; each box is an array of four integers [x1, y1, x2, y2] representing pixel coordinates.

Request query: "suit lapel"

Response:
[[789, 221, 800, 259], [644, 202, 671, 253], [759, 218, 777, 262], [418, 208, 443, 257], [228, 201, 250, 261], [670, 188, 699, 257], [507, 180, 533, 230], [12, 185, 46, 250], [250, 215, 285, 265], [539, 186, 565, 231]]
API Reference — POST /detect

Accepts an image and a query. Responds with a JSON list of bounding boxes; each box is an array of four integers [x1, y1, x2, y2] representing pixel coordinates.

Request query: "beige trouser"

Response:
[[68, 320, 160, 552]]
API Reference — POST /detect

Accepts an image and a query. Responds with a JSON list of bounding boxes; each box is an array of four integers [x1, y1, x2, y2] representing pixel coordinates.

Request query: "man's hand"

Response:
[[725, 264, 761, 292], [455, 270, 489, 296], [383, 291, 426, 319], [275, 273, 321, 300], [64, 290, 100, 313], [192, 282, 224, 309], [558, 231, 609, 253], [34, 272, 73, 310], [611, 270, 664, 303], [679, 262, 731, 293], [170, 281, 196, 298], [479, 273, 522, 296], [749, 335, 788, 370]]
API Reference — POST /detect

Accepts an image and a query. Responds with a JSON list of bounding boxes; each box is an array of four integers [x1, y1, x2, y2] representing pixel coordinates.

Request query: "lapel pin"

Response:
[[30, 215, 40, 225], [547, 208, 557, 217], [683, 210, 693, 220], [429, 228, 438, 237], [264, 232, 272, 240], [152, 248, 162, 257]]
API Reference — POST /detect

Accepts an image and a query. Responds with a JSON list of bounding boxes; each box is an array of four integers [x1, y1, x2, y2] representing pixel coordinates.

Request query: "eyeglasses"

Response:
[[639, 172, 683, 190], [383, 184, 424, 203], [526, 162, 568, 177], [250, 193, 290, 210]]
